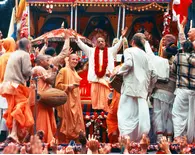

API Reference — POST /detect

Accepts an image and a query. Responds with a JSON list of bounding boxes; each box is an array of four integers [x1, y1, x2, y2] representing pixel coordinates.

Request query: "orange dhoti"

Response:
[[106, 90, 120, 143], [0, 82, 34, 130], [29, 65, 57, 143], [91, 82, 110, 112], [30, 100, 56, 143]]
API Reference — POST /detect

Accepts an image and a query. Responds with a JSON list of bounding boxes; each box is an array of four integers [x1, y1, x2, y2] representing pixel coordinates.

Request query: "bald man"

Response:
[[0, 38, 34, 142], [55, 54, 85, 143], [74, 28, 128, 112], [30, 54, 57, 143]]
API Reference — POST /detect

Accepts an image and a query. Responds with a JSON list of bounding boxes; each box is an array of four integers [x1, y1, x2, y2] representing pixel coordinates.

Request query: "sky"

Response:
[[0, 0, 15, 38]]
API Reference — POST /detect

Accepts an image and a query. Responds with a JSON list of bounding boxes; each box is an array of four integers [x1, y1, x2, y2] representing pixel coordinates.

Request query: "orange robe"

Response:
[[30, 66, 56, 143], [0, 37, 15, 83], [0, 82, 34, 129], [106, 90, 120, 143], [55, 66, 85, 142]]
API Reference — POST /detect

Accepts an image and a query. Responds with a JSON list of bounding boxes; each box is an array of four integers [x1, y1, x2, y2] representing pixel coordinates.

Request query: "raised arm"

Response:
[[117, 49, 133, 75], [74, 34, 92, 57], [51, 37, 70, 66], [111, 27, 128, 57], [38, 38, 48, 55]]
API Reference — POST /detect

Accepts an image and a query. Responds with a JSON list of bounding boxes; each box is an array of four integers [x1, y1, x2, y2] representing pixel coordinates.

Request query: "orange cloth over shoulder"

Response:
[[0, 38, 16, 83]]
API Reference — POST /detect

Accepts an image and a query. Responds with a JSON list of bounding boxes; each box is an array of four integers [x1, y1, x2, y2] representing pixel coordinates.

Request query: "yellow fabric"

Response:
[[55, 66, 85, 142], [16, 0, 27, 21]]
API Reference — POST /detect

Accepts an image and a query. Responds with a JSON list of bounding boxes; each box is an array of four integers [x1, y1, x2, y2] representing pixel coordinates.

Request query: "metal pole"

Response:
[[117, 6, 121, 38], [33, 77, 38, 134], [75, 5, 77, 31], [122, 6, 126, 30], [27, 5, 30, 37], [70, 5, 73, 29]]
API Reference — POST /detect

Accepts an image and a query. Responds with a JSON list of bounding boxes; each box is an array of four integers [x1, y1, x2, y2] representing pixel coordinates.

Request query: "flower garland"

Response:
[[162, 12, 171, 36], [94, 47, 108, 78]]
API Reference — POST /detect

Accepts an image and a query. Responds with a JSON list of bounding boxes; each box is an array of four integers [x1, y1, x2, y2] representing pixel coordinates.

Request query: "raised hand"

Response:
[[121, 27, 128, 38], [67, 48, 73, 56], [34, 47, 40, 56], [159, 136, 171, 154], [20, 146, 27, 154], [72, 32, 78, 41], [44, 37, 48, 46], [30, 135, 43, 154], [66, 146, 74, 154], [3, 143, 19, 154], [87, 134, 99, 154]]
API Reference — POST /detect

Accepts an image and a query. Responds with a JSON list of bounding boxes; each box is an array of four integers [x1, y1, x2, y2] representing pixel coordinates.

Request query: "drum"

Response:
[[38, 88, 67, 107], [109, 74, 123, 93]]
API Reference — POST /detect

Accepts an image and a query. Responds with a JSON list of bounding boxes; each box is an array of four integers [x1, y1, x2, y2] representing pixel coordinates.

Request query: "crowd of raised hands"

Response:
[[1, 130, 193, 154]]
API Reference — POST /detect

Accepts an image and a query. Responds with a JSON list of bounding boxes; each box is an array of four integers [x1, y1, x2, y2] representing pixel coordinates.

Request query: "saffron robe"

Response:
[[30, 66, 57, 143], [55, 66, 85, 142]]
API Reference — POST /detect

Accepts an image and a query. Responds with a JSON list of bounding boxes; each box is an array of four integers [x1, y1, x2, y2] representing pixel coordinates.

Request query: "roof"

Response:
[[121, 0, 170, 3], [27, 0, 170, 3]]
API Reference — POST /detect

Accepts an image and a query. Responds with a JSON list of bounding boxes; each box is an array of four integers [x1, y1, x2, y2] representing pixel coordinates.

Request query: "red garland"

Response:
[[94, 47, 108, 78]]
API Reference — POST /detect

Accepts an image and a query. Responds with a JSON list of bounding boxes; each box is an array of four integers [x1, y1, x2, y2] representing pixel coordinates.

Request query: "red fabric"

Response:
[[173, 0, 192, 23], [94, 47, 108, 78]]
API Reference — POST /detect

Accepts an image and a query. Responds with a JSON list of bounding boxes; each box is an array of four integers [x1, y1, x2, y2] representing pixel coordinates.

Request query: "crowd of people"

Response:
[[0, 19, 195, 154]]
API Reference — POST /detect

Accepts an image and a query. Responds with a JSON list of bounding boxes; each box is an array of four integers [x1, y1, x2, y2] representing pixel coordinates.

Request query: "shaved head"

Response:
[[35, 55, 51, 65], [69, 53, 78, 59], [69, 53, 79, 69], [18, 38, 31, 52]]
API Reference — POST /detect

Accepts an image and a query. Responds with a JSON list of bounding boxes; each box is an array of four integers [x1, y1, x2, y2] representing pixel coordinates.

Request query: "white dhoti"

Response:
[[0, 95, 8, 133], [152, 89, 175, 135], [172, 88, 195, 143], [117, 94, 150, 142]]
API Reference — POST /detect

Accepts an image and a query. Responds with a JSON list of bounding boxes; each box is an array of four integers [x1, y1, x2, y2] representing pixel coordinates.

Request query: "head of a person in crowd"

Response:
[[164, 43, 178, 60], [35, 54, 51, 70], [18, 38, 31, 53], [45, 47, 56, 56], [96, 37, 106, 50], [188, 28, 195, 42], [162, 34, 176, 47], [69, 53, 79, 70], [182, 40, 194, 54], [131, 33, 146, 51], [140, 134, 150, 150], [144, 30, 152, 41], [2, 37, 16, 53]]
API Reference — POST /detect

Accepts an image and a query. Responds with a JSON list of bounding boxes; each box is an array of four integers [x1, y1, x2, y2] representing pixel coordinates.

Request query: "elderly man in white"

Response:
[[74, 28, 128, 112], [117, 33, 157, 142]]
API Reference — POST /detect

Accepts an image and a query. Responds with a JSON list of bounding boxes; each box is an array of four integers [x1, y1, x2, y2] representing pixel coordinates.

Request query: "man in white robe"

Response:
[[117, 33, 157, 142], [74, 28, 128, 112]]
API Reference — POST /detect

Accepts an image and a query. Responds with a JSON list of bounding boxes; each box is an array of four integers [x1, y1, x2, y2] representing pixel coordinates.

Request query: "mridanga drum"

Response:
[[109, 74, 123, 93], [38, 88, 67, 107]]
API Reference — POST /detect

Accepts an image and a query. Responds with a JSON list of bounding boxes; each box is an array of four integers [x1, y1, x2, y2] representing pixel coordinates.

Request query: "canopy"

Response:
[[31, 28, 93, 50]]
